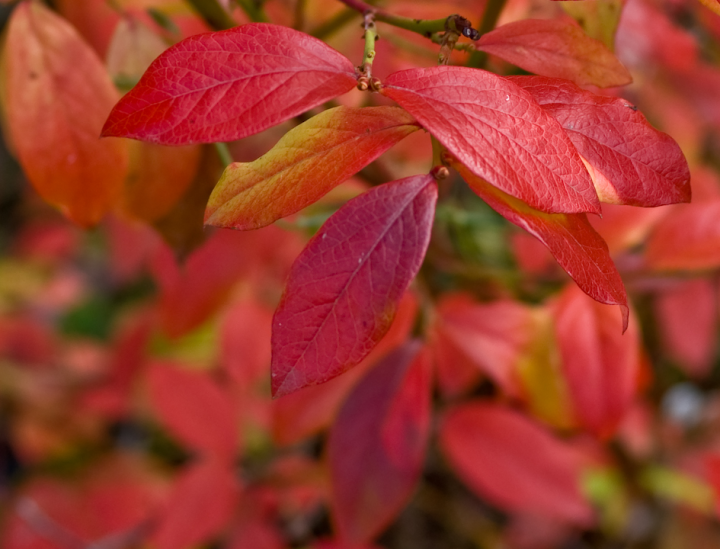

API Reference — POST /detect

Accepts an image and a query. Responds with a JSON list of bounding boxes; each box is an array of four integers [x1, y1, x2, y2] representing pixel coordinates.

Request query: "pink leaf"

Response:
[[476, 19, 632, 88], [151, 462, 240, 549], [440, 403, 594, 525], [329, 342, 431, 544], [271, 175, 437, 397], [381, 67, 599, 214], [453, 162, 628, 331], [146, 362, 238, 462], [512, 76, 690, 207], [102, 24, 357, 145]]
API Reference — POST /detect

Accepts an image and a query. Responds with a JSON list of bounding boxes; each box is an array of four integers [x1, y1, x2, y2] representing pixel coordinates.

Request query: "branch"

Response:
[[336, 0, 450, 37]]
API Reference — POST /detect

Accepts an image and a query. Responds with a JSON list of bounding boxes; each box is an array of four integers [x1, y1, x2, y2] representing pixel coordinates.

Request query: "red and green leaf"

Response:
[[2, 2, 128, 227], [329, 342, 431, 544], [453, 163, 628, 330], [512, 76, 691, 207], [101, 23, 358, 145], [382, 67, 599, 214], [205, 106, 420, 230], [476, 19, 632, 88], [271, 175, 437, 397]]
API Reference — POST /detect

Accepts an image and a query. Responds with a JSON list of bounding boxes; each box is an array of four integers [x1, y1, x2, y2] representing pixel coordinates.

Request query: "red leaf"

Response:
[[432, 294, 538, 398], [205, 106, 420, 230], [271, 292, 418, 445], [476, 19, 632, 88], [271, 175, 437, 397], [553, 284, 641, 438], [453, 163, 629, 331], [381, 67, 599, 214], [150, 226, 299, 338], [102, 23, 357, 145], [146, 362, 238, 462], [644, 200, 720, 271], [440, 403, 594, 525], [220, 297, 273, 389], [151, 462, 240, 549], [511, 76, 691, 207], [655, 279, 717, 378], [2, 2, 128, 227], [329, 342, 431, 544]]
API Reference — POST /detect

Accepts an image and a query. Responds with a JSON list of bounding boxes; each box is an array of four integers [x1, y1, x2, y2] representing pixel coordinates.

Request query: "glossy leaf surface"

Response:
[[553, 284, 641, 438], [271, 175, 437, 397], [440, 403, 593, 524], [512, 76, 691, 207], [454, 163, 629, 331], [382, 66, 599, 214], [205, 107, 420, 230], [476, 19, 632, 88], [329, 342, 431, 544], [3, 2, 128, 227], [102, 23, 357, 145]]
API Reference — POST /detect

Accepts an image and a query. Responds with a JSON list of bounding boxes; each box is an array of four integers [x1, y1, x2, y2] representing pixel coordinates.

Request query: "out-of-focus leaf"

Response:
[[431, 294, 537, 398], [453, 163, 629, 331], [102, 23, 358, 145], [655, 279, 717, 378], [146, 362, 238, 462], [382, 67, 599, 215], [271, 175, 436, 397], [561, 0, 625, 51], [123, 141, 203, 223], [151, 461, 240, 549], [476, 19, 631, 88], [553, 284, 641, 438], [106, 15, 168, 87], [2, 2, 128, 227], [440, 403, 594, 525], [56, 0, 121, 57], [645, 200, 720, 271], [697, 0, 720, 16], [271, 292, 417, 445], [329, 342, 431, 544], [512, 76, 690, 208], [220, 296, 273, 389], [205, 106, 420, 230]]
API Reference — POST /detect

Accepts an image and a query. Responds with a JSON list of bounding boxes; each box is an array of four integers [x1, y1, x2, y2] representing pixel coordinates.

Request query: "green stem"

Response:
[[214, 142, 234, 167], [233, 0, 269, 23], [361, 13, 378, 73], [336, 0, 450, 37], [185, 0, 237, 30], [467, 0, 508, 67]]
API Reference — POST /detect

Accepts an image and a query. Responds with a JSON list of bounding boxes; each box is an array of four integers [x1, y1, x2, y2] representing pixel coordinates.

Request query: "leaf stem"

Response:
[[233, 0, 269, 23], [336, 0, 451, 37], [361, 12, 378, 75], [185, 0, 237, 30], [214, 142, 234, 167]]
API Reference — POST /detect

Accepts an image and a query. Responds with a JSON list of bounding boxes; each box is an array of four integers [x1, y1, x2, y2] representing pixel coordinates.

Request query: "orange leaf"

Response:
[[2, 2, 128, 227]]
